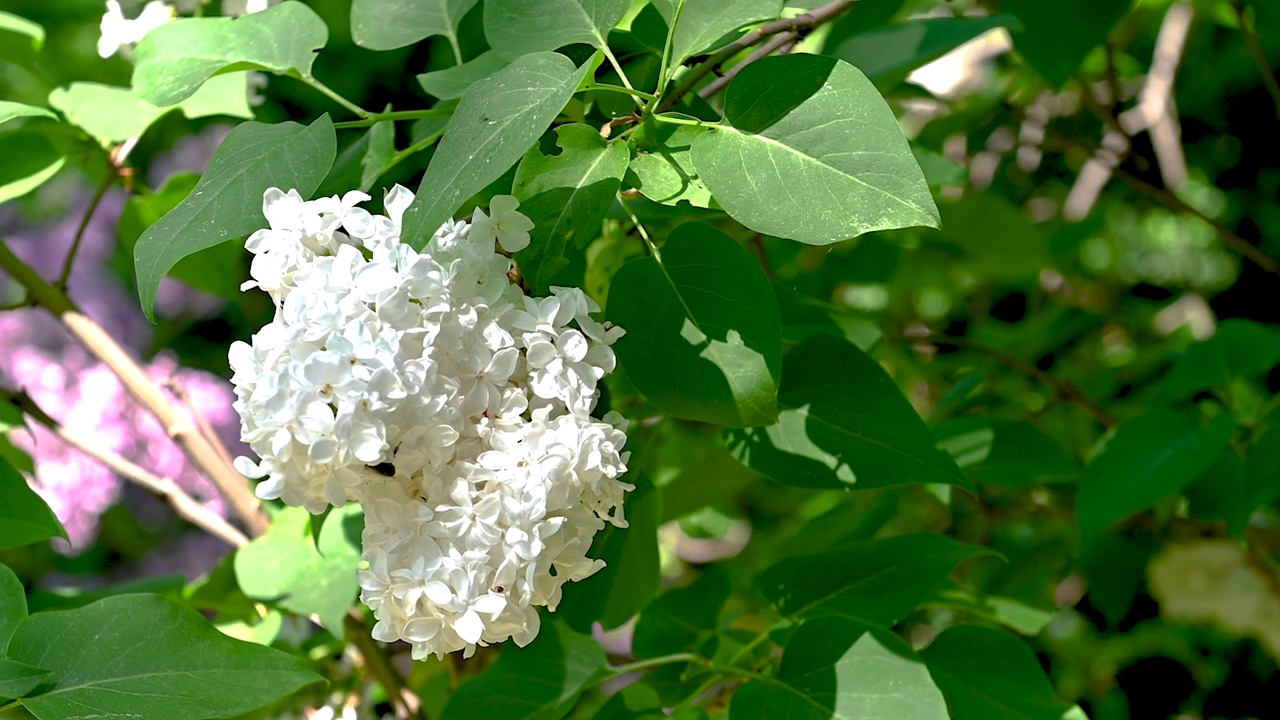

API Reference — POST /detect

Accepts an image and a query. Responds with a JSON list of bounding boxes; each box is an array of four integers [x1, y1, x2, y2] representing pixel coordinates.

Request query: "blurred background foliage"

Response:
[[3, 0, 1280, 719]]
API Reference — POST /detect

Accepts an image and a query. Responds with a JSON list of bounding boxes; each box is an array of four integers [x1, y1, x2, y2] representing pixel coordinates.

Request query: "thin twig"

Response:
[[657, 0, 854, 113], [906, 333, 1117, 428], [748, 235, 775, 278], [0, 237, 270, 536], [164, 378, 237, 470], [57, 169, 115, 290], [1233, 0, 1280, 119], [7, 390, 249, 548], [345, 612, 426, 720], [699, 31, 798, 101]]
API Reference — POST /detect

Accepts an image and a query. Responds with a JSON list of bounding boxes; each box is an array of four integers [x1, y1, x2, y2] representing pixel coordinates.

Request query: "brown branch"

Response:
[[6, 390, 249, 548], [658, 0, 854, 113], [1233, 0, 1280, 119], [906, 333, 1117, 428], [699, 31, 799, 101], [164, 378, 236, 470], [0, 237, 270, 536], [57, 168, 115, 290]]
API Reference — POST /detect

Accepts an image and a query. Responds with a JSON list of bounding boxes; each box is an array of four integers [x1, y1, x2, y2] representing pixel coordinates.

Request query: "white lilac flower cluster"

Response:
[[98, 0, 277, 59], [229, 185, 631, 659]]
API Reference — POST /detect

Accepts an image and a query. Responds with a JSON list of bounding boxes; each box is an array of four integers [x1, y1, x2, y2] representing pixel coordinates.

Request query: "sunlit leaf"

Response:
[[351, 0, 478, 52]]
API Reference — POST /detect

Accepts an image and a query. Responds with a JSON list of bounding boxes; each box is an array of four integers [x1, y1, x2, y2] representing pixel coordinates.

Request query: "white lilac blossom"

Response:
[[97, 0, 279, 59], [230, 186, 630, 659]]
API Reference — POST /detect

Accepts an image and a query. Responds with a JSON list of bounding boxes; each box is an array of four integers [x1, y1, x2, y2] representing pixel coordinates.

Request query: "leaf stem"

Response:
[[608, 652, 699, 674], [1232, 0, 1280, 119], [600, 44, 646, 109], [657, 0, 853, 113], [582, 83, 657, 101], [0, 700, 20, 715], [654, 0, 685, 109], [302, 75, 372, 119], [380, 126, 447, 177], [334, 108, 454, 130], [651, 113, 712, 128], [618, 193, 658, 256], [57, 164, 115, 290], [447, 32, 464, 66]]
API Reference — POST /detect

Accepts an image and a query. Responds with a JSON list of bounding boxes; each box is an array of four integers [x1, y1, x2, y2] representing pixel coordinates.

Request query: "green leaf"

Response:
[[233, 505, 361, 637], [7, 594, 322, 720], [1077, 410, 1236, 549], [833, 15, 1018, 89], [132, 2, 327, 106], [417, 50, 510, 100], [691, 54, 938, 245], [134, 115, 336, 321], [632, 568, 729, 659], [1, 564, 25, 654], [49, 76, 252, 147], [484, 0, 629, 60], [1185, 449, 1249, 534], [922, 625, 1072, 720], [351, 0, 479, 51], [559, 475, 661, 631], [1241, 408, 1280, 527], [1003, 0, 1133, 87], [0, 660, 50, 702], [360, 119, 396, 192], [730, 617, 949, 720], [1159, 319, 1280, 400], [726, 334, 970, 490], [440, 620, 605, 720], [0, 101, 55, 129], [401, 52, 593, 248], [512, 124, 629, 292], [0, 458, 66, 551], [629, 122, 713, 208], [0, 130, 65, 205], [935, 417, 1078, 487], [607, 222, 781, 427], [758, 533, 993, 626], [663, 0, 782, 65]]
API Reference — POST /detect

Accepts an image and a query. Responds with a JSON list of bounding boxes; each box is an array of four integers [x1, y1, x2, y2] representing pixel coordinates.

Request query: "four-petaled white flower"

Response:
[[470, 195, 535, 253]]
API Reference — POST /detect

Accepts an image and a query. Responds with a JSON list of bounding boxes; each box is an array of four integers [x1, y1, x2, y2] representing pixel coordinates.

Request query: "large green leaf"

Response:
[[730, 618, 948, 720], [0, 660, 50, 702], [930, 194, 1051, 281], [233, 505, 361, 638], [0, 459, 66, 551], [727, 333, 969, 490], [401, 52, 592, 248], [922, 625, 1071, 720], [132, 1, 326, 106], [1077, 410, 1236, 549], [485, 0, 629, 60], [48, 76, 252, 147], [833, 15, 1018, 89], [660, 0, 782, 65], [629, 122, 713, 208], [1158, 319, 1280, 400], [418, 51, 510, 100], [7, 594, 322, 720], [1002, 0, 1133, 87], [360, 118, 396, 192], [691, 54, 938, 245], [936, 417, 1078, 488], [1, 564, 25, 654], [757, 533, 993, 626], [0, 101, 54, 129], [512, 123, 629, 292], [632, 568, 729, 659], [559, 476, 661, 631], [351, 0, 478, 51], [607, 222, 781, 427], [440, 620, 605, 720], [134, 115, 336, 321]]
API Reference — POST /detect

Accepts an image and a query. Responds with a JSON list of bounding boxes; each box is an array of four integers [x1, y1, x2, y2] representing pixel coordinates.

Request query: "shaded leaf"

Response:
[[0, 458, 66, 551], [1077, 410, 1235, 549], [607, 222, 781, 427], [691, 54, 937, 245], [0, 130, 65, 204], [1, 564, 25, 654], [360, 118, 396, 192], [922, 625, 1071, 720], [727, 334, 970, 490], [833, 15, 1018, 89], [512, 123, 629, 292], [629, 122, 713, 208], [418, 50, 510, 100], [632, 568, 729, 659], [730, 617, 948, 720], [8, 594, 322, 720], [0, 660, 50, 702], [0, 101, 55, 129], [351, 0, 478, 52], [932, 194, 1050, 281], [401, 52, 592, 248], [134, 115, 336, 321], [661, 0, 782, 64], [485, 0, 629, 60], [757, 533, 994, 626], [440, 620, 605, 720], [935, 417, 1078, 487], [1003, 0, 1133, 86]]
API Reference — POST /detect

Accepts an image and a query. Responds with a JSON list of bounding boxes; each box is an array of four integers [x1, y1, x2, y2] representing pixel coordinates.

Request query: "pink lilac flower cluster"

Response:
[[0, 142, 244, 557]]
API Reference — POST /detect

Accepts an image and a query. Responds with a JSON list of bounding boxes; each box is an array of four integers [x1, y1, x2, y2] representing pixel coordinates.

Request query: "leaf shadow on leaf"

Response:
[[724, 55, 833, 134]]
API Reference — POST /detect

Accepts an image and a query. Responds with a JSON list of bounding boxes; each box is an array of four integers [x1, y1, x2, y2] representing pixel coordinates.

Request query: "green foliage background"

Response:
[[2, 0, 1280, 719]]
